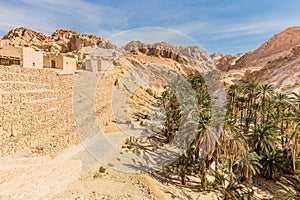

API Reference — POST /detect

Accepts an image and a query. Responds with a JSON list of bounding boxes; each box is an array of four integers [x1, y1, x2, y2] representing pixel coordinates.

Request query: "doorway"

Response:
[[51, 60, 56, 68]]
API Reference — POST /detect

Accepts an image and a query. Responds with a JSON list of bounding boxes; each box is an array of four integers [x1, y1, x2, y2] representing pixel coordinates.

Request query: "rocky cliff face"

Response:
[[1, 27, 115, 53], [124, 41, 216, 74], [124, 41, 188, 64], [243, 45, 300, 93], [210, 53, 243, 71]]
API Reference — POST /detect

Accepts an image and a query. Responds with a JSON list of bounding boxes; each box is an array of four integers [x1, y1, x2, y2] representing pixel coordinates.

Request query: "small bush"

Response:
[[99, 166, 106, 173], [93, 172, 102, 179], [93, 166, 106, 179]]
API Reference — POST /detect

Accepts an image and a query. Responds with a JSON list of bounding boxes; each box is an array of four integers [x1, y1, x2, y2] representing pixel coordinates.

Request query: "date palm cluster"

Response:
[[160, 74, 300, 199]]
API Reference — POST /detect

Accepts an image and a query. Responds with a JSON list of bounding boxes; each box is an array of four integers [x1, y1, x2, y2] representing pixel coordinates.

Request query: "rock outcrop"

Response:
[[124, 41, 215, 74], [210, 53, 243, 71], [1, 27, 115, 53], [3, 27, 47, 45], [50, 29, 116, 53]]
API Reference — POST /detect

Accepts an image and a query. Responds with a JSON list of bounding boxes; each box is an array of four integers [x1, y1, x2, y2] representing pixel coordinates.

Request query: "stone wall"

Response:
[[0, 65, 80, 157]]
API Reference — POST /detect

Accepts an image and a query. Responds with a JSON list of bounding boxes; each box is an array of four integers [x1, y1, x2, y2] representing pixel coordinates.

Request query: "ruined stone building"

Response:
[[82, 48, 121, 72], [43, 53, 77, 72], [82, 55, 102, 72], [0, 43, 43, 69]]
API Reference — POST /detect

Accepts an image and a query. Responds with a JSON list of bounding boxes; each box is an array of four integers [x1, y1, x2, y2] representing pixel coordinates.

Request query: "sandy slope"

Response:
[[45, 162, 218, 200]]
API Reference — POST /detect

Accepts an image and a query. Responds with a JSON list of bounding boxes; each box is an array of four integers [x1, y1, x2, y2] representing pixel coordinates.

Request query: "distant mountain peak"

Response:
[[214, 26, 300, 71]]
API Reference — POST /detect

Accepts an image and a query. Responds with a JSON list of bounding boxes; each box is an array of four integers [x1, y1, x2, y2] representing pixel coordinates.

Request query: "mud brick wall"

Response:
[[0, 65, 80, 157]]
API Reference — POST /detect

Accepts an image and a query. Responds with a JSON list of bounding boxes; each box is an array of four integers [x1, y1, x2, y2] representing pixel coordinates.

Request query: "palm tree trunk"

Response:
[[229, 157, 233, 184], [281, 121, 284, 148], [201, 156, 207, 189], [214, 146, 219, 172]]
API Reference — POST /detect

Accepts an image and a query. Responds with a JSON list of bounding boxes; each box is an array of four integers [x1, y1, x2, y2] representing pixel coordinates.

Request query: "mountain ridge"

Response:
[[1, 27, 115, 53], [213, 26, 300, 71]]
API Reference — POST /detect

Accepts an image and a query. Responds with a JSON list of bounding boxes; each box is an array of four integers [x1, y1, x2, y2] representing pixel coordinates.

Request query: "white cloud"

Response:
[[208, 18, 300, 41], [0, 0, 127, 36]]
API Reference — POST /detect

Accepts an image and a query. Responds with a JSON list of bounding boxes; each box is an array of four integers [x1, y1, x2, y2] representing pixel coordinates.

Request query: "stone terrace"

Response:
[[0, 65, 80, 157]]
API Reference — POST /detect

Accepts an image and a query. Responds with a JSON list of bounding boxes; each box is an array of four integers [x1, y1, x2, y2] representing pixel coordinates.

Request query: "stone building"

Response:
[[43, 54, 77, 72], [82, 55, 102, 72], [0, 43, 43, 68], [82, 48, 121, 72], [22, 47, 43, 69]]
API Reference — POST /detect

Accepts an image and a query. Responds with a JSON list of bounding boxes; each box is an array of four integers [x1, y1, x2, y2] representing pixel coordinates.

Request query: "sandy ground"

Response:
[[44, 163, 219, 200]]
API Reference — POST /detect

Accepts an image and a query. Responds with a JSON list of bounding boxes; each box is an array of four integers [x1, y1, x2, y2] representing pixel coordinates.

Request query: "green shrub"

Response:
[[99, 166, 106, 173]]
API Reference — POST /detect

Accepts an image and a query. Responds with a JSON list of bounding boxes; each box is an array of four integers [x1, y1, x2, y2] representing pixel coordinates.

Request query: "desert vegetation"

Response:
[[158, 73, 300, 199]]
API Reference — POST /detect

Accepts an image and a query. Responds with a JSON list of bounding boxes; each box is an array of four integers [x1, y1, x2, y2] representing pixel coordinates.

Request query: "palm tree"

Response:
[[228, 84, 239, 114], [243, 83, 259, 102], [196, 115, 214, 190], [290, 92, 300, 111], [274, 93, 290, 148], [243, 83, 259, 113], [260, 150, 287, 179], [216, 179, 251, 200], [287, 122, 300, 172], [221, 122, 247, 184], [235, 96, 247, 126], [243, 83, 259, 134], [187, 73, 207, 95], [258, 84, 274, 123], [286, 92, 300, 172], [160, 89, 181, 143], [194, 112, 210, 159], [265, 97, 275, 123], [252, 102, 260, 128], [276, 175, 300, 199], [232, 151, 262, 182], [248, 123, 279, 154], [162, 80, 300, 192]]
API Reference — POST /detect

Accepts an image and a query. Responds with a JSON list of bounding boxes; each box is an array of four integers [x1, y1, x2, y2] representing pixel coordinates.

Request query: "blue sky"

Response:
[[1, 0, 300, 54]]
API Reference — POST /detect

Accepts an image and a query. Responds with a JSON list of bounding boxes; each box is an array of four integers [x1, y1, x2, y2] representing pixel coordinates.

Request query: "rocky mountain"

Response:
[[210, 53, 243, 71], [220, 26, 300, 71], [215, 26, 300, 93], [1, 27, 115, 53], [243, 45, 300, 93]]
